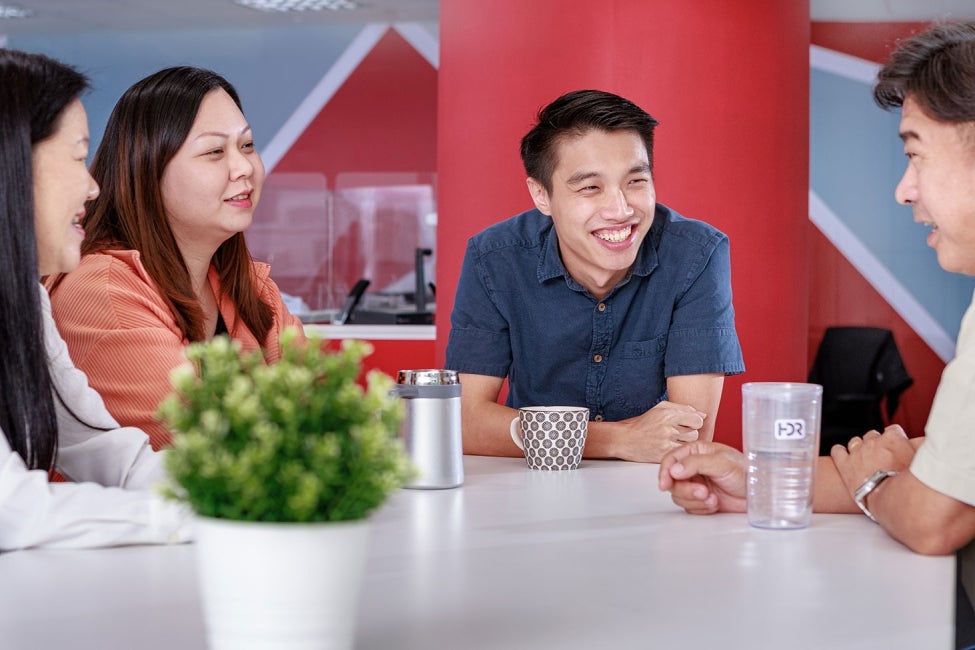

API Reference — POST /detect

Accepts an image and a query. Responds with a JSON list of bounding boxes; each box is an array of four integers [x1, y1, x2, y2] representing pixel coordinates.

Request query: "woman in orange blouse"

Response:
[[48, 67, 304, 450]]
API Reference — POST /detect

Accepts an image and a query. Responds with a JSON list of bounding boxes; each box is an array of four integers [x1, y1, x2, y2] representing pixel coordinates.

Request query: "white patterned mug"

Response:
[[509, 406, 589, 470]]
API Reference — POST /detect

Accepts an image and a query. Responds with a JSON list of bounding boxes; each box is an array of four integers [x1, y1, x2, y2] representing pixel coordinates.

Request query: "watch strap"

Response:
[[853, 469, 899, 523]]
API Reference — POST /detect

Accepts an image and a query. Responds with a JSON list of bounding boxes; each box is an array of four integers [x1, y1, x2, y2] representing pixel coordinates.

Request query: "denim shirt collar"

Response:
[[535, 204, 666, 294]]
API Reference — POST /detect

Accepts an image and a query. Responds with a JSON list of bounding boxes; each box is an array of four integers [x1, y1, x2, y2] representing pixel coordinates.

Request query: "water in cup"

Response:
[[742, 382, 822, 530], [746, 449, 815, 528]]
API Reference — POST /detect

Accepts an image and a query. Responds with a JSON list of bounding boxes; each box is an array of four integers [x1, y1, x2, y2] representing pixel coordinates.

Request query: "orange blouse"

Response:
[[48, 250, 305, 450]]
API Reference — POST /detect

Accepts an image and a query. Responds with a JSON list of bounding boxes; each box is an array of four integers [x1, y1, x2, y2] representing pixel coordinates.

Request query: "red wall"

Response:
[[437, 0, 811, 449], [262, 15, 945, 447]]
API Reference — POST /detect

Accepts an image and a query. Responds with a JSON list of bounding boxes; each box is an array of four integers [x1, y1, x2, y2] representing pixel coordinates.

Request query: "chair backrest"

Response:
[[808, 326, 913, 454]]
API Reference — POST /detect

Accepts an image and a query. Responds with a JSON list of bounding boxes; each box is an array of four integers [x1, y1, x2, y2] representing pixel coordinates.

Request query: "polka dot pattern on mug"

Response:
[[521, 409, 588, 470]]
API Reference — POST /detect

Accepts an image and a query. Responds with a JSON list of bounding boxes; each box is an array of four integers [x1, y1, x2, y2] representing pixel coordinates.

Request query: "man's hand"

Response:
[[608, 401, 706, 462], [658, 441, 747, 514], [830, 425, 917, 497]]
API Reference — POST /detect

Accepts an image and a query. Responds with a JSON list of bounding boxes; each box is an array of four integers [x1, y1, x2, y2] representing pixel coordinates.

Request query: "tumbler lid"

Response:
[[396, 369, 459, 386]]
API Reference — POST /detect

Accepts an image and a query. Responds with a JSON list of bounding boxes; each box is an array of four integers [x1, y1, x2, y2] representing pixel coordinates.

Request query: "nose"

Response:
[[228, 146, 256, 181], [894, 164, 915, 205], [604, 187, 635, 219], [86, 172, 100, 201]]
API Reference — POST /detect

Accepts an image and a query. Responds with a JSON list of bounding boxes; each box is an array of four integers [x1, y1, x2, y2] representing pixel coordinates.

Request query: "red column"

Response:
[[437, 0, 811, 448]]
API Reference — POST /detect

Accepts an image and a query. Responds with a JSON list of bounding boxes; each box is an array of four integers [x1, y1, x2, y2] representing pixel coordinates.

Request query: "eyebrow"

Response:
[[899, 129, 919, 143], [565, 163, 650, 186], [566, 170, 600, 185], [194, 125, 253, 140]]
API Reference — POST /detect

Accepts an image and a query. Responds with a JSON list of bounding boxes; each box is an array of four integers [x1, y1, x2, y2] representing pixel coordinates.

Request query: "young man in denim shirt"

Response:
[[445, 89, 744, 463]]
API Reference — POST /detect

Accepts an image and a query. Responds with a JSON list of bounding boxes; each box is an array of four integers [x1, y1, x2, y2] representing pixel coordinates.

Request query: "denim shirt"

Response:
[[445, 204, 745, 422]]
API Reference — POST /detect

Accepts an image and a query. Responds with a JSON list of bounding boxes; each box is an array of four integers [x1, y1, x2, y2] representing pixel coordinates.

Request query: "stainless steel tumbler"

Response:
[[392, 369, 464, 489]]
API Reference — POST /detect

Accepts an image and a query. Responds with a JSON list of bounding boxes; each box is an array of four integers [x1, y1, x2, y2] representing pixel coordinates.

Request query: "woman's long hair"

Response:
[[51, 66, 272, 343], [0, 50, 88, 471]]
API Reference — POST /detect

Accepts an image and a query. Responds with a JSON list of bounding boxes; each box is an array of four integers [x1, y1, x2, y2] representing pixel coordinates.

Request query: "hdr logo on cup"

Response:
[[774, 419, 806, 440]]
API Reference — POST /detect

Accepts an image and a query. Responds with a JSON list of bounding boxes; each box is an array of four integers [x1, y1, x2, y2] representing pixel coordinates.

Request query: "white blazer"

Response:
[[0, 285, 192, 550]]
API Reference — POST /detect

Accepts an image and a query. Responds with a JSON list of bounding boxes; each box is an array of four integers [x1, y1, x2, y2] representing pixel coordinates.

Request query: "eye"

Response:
[[242, 141, 256, 152], [207, 148, 224, 156]]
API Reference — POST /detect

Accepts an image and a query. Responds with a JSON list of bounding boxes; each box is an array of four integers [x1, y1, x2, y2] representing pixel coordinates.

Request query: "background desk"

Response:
[[305, 323, 436, 380], [0, 457, 954, 649]]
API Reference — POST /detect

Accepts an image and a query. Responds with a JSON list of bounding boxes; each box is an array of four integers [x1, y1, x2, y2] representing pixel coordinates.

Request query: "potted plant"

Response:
[[158, 328, 411, 650]]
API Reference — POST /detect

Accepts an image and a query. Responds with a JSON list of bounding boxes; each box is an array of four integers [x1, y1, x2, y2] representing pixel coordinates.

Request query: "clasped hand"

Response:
[[657, 441, 747, 514], [613, 401, 705, 463], [830, 424, 916, 496]]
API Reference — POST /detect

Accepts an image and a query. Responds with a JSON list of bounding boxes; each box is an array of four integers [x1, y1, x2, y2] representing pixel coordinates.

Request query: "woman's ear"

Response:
[[526, 177, 552, 215]]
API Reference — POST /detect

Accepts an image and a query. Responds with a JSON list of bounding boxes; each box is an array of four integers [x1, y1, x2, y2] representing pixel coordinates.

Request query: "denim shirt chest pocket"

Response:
[[611, 334, 668, 416]]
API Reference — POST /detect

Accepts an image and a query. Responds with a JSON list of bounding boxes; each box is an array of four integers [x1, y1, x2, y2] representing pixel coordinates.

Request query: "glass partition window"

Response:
[[246, 171, 437, 323]]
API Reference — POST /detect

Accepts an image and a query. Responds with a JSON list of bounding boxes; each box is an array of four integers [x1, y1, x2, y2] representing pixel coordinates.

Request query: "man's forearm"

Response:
[[580, 420, 625, 459], [461, 400, 523, 457], [812, 455, 860, 513], [869, 471, 975, 555]]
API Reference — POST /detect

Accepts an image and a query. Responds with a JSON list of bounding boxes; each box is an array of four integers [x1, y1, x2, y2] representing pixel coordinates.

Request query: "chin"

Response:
[[938, 253, 975, 275]]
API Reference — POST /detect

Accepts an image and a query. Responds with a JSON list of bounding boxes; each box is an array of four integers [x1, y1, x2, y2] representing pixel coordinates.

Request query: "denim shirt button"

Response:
[[593, 354, 603, 363]]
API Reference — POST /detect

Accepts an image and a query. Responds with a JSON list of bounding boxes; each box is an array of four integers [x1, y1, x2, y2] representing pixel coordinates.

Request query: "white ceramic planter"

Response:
[[194, 516, 370, 650]]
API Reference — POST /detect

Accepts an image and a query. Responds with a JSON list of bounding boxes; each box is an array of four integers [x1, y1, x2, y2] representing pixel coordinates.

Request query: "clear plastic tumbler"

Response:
[[742, 382, 823, 530]]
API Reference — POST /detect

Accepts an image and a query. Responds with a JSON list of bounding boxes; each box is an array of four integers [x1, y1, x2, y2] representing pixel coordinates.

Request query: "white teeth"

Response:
[[595, 225, 632, 243], [228, 193, 248, 201]]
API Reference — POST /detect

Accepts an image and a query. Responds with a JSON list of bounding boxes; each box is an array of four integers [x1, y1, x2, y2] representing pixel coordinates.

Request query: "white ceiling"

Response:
[[812, 0, 975, 22], [0, 0, 439, 36], [1, 0, 975, 37]]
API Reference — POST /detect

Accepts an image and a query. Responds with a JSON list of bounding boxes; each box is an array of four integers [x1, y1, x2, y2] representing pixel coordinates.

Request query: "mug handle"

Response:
[[509, 417, 525, 450]]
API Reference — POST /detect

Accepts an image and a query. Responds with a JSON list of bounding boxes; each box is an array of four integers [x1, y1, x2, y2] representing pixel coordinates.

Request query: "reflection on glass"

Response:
[[333, 172, 437, 320], [246, 172, 332, 316], [246, 170, 437, 323]]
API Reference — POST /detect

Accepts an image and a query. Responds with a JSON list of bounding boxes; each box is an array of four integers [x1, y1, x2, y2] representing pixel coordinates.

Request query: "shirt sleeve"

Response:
[[0, 432, 193, 551], [910, 295, 975, 506], [663, 233, 745, 378], [445, 240, 513, 378], [40, 284, 166, 488], [0, 289, 196, 550]]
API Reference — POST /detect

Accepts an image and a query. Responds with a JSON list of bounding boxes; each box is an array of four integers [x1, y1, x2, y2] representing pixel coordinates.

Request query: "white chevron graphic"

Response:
[[263, 22, 439, 173], [809, 190, 955, 362]]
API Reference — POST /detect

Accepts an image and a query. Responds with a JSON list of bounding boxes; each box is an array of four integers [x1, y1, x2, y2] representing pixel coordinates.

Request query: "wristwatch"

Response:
[[853, 470, 899, 523]]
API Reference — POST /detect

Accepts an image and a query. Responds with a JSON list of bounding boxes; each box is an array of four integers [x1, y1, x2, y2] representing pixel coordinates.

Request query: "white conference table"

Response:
[[0, 456, 955, 649]]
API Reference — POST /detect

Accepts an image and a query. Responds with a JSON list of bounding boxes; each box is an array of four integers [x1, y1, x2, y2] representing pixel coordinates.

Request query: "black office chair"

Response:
[[807, 326, 914, 455]]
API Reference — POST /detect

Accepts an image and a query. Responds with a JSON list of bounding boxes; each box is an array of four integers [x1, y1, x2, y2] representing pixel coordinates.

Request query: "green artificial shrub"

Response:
[[159, 328, 411, 523]]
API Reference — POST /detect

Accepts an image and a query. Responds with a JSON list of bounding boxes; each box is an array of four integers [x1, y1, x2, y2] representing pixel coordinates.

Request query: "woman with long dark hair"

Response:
[[48, 67, 304, 449], [0, 49, 191, 550]]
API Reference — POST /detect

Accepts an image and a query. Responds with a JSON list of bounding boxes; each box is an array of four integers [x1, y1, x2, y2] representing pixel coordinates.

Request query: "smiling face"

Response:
[[895, 96, 975, 275], [527, 128, 655, 298], [160, 88, 264, 259], [32, 98, 100, 276]]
